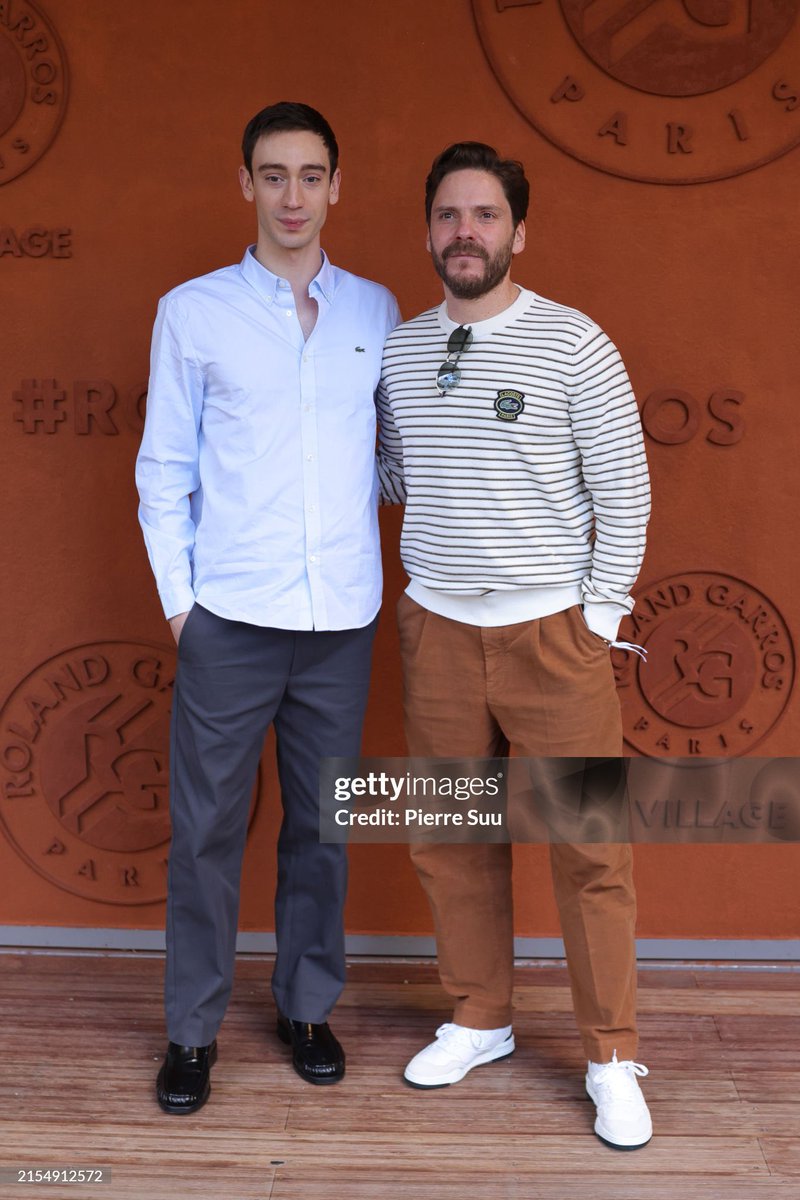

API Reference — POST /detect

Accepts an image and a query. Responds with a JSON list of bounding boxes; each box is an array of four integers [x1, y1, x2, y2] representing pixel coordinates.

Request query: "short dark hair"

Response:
[[241, 101, 339, 177], [425, 142, 529, 227]]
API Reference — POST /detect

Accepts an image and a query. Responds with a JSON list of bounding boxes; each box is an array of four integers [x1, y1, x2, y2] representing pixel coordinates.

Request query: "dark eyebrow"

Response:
[[432, 203, 503, 213], [256, 162, 328, 174]]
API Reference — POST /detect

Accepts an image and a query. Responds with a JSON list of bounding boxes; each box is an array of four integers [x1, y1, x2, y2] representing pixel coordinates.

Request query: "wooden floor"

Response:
[[0, 953, 798, 1199]]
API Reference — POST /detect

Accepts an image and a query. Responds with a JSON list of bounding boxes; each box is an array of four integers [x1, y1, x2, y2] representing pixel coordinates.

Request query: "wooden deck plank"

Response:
[[284, 1094, 800, 1137], [0, 955, 798, 1200], [714, 1015, 800, 1044], [693, 970, 800, 992], [337, 981, 800, 1017], [0, 1124, 770, 1175], [0, 1173, 275, 1200], [759, 1138, 800, 1176], [268, 1173, 799, 1200], [732, 1070, 800, 1103]]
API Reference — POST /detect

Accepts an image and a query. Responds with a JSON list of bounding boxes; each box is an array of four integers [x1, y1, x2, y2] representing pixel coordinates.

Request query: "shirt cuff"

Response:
[[159, 585, 196, 622], [582, 600, 629, 642]]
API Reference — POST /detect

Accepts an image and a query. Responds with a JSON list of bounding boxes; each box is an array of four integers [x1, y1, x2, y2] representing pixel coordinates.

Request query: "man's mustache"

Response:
[[443, 241, 489, 262]]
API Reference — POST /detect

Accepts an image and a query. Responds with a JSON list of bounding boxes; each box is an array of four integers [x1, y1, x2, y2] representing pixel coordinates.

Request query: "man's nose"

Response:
[[453, 216, 477, 239], [284, 179, 302, 208]]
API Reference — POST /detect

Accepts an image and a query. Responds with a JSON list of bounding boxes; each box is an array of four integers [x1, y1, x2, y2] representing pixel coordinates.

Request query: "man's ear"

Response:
[[425, 227, 432, 253], [512, 219, 526, 255], [239, 165, 254, 202], [328, 167, 341, 206]]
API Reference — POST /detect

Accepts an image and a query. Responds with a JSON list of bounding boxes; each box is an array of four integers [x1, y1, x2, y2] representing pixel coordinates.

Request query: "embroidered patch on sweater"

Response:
[[494, 389, 525, 421]]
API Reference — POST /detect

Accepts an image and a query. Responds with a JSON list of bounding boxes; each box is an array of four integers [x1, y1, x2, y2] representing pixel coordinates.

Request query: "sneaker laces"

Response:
[[434, 1022, 489, 1059], [591, 1052, 649, 1100]]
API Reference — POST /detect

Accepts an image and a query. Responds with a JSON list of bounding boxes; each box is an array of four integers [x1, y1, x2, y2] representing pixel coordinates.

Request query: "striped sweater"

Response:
[[376, 288, 650, 635]]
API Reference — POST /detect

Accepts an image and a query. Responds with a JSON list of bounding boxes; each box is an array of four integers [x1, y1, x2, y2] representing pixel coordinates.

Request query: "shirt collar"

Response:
[[239, 245, 335, 305]]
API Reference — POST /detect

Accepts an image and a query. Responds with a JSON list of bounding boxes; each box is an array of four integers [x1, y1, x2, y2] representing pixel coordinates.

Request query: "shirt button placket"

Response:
[[300, 351, 326, 626]]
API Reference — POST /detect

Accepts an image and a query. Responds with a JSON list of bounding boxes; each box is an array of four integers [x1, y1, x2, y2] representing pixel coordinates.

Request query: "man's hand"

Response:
[[169, 610, 191, 645]]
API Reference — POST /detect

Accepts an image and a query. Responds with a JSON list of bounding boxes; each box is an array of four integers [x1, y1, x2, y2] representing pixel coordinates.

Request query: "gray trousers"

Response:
[[165, 603, 377, 1046]]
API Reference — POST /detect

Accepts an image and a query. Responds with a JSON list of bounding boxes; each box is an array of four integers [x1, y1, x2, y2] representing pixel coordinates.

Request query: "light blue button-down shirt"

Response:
[[136, 247, 400, 630]]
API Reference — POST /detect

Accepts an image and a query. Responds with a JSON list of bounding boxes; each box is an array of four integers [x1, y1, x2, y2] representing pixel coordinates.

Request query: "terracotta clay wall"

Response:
[[1, 0, 798, 942]]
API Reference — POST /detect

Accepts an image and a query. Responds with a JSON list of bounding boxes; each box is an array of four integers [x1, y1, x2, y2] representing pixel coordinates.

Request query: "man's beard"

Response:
[[431, 236, 515, 300]]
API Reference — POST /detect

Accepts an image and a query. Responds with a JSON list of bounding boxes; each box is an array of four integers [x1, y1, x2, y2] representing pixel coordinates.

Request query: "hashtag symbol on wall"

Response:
[[13, 379, 67, 433]]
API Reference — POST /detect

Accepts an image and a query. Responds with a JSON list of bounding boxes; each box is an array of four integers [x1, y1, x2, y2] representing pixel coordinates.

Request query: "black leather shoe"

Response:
[[156, 1040, 218, 1114], [276, 1014, 345, 1085]]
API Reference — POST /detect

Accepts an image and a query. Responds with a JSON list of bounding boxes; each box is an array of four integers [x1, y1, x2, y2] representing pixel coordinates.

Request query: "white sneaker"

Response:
[[404, 1022, 515, 1088], [586, 1052, 652, 1149]]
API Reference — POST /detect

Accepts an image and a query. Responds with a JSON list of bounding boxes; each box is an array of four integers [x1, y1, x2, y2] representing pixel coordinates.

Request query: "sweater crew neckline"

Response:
[[436, 287, 538, 340]]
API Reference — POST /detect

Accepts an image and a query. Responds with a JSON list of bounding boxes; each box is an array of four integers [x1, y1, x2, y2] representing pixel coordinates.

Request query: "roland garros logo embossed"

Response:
[[613, 573, 794, 755], [0, 642, 176, 905], [0, 0, 68, 185], [473, 0, 800, 183]]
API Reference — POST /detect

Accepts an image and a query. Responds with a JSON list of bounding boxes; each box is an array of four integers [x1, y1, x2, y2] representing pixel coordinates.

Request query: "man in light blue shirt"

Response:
[[136, 101, 400, 1114]]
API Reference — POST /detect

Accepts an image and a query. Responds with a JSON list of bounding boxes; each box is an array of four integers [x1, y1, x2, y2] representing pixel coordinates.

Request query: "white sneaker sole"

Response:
[[404, 1036, 516, 1089], [585, 1080, 653, 1150]]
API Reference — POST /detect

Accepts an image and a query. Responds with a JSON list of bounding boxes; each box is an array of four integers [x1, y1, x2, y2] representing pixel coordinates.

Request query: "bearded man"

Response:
[[377, 142, 653, 1149]]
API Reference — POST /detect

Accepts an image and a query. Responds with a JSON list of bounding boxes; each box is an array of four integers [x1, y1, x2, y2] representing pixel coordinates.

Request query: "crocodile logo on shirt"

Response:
[[494, 389, 525, 421]]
